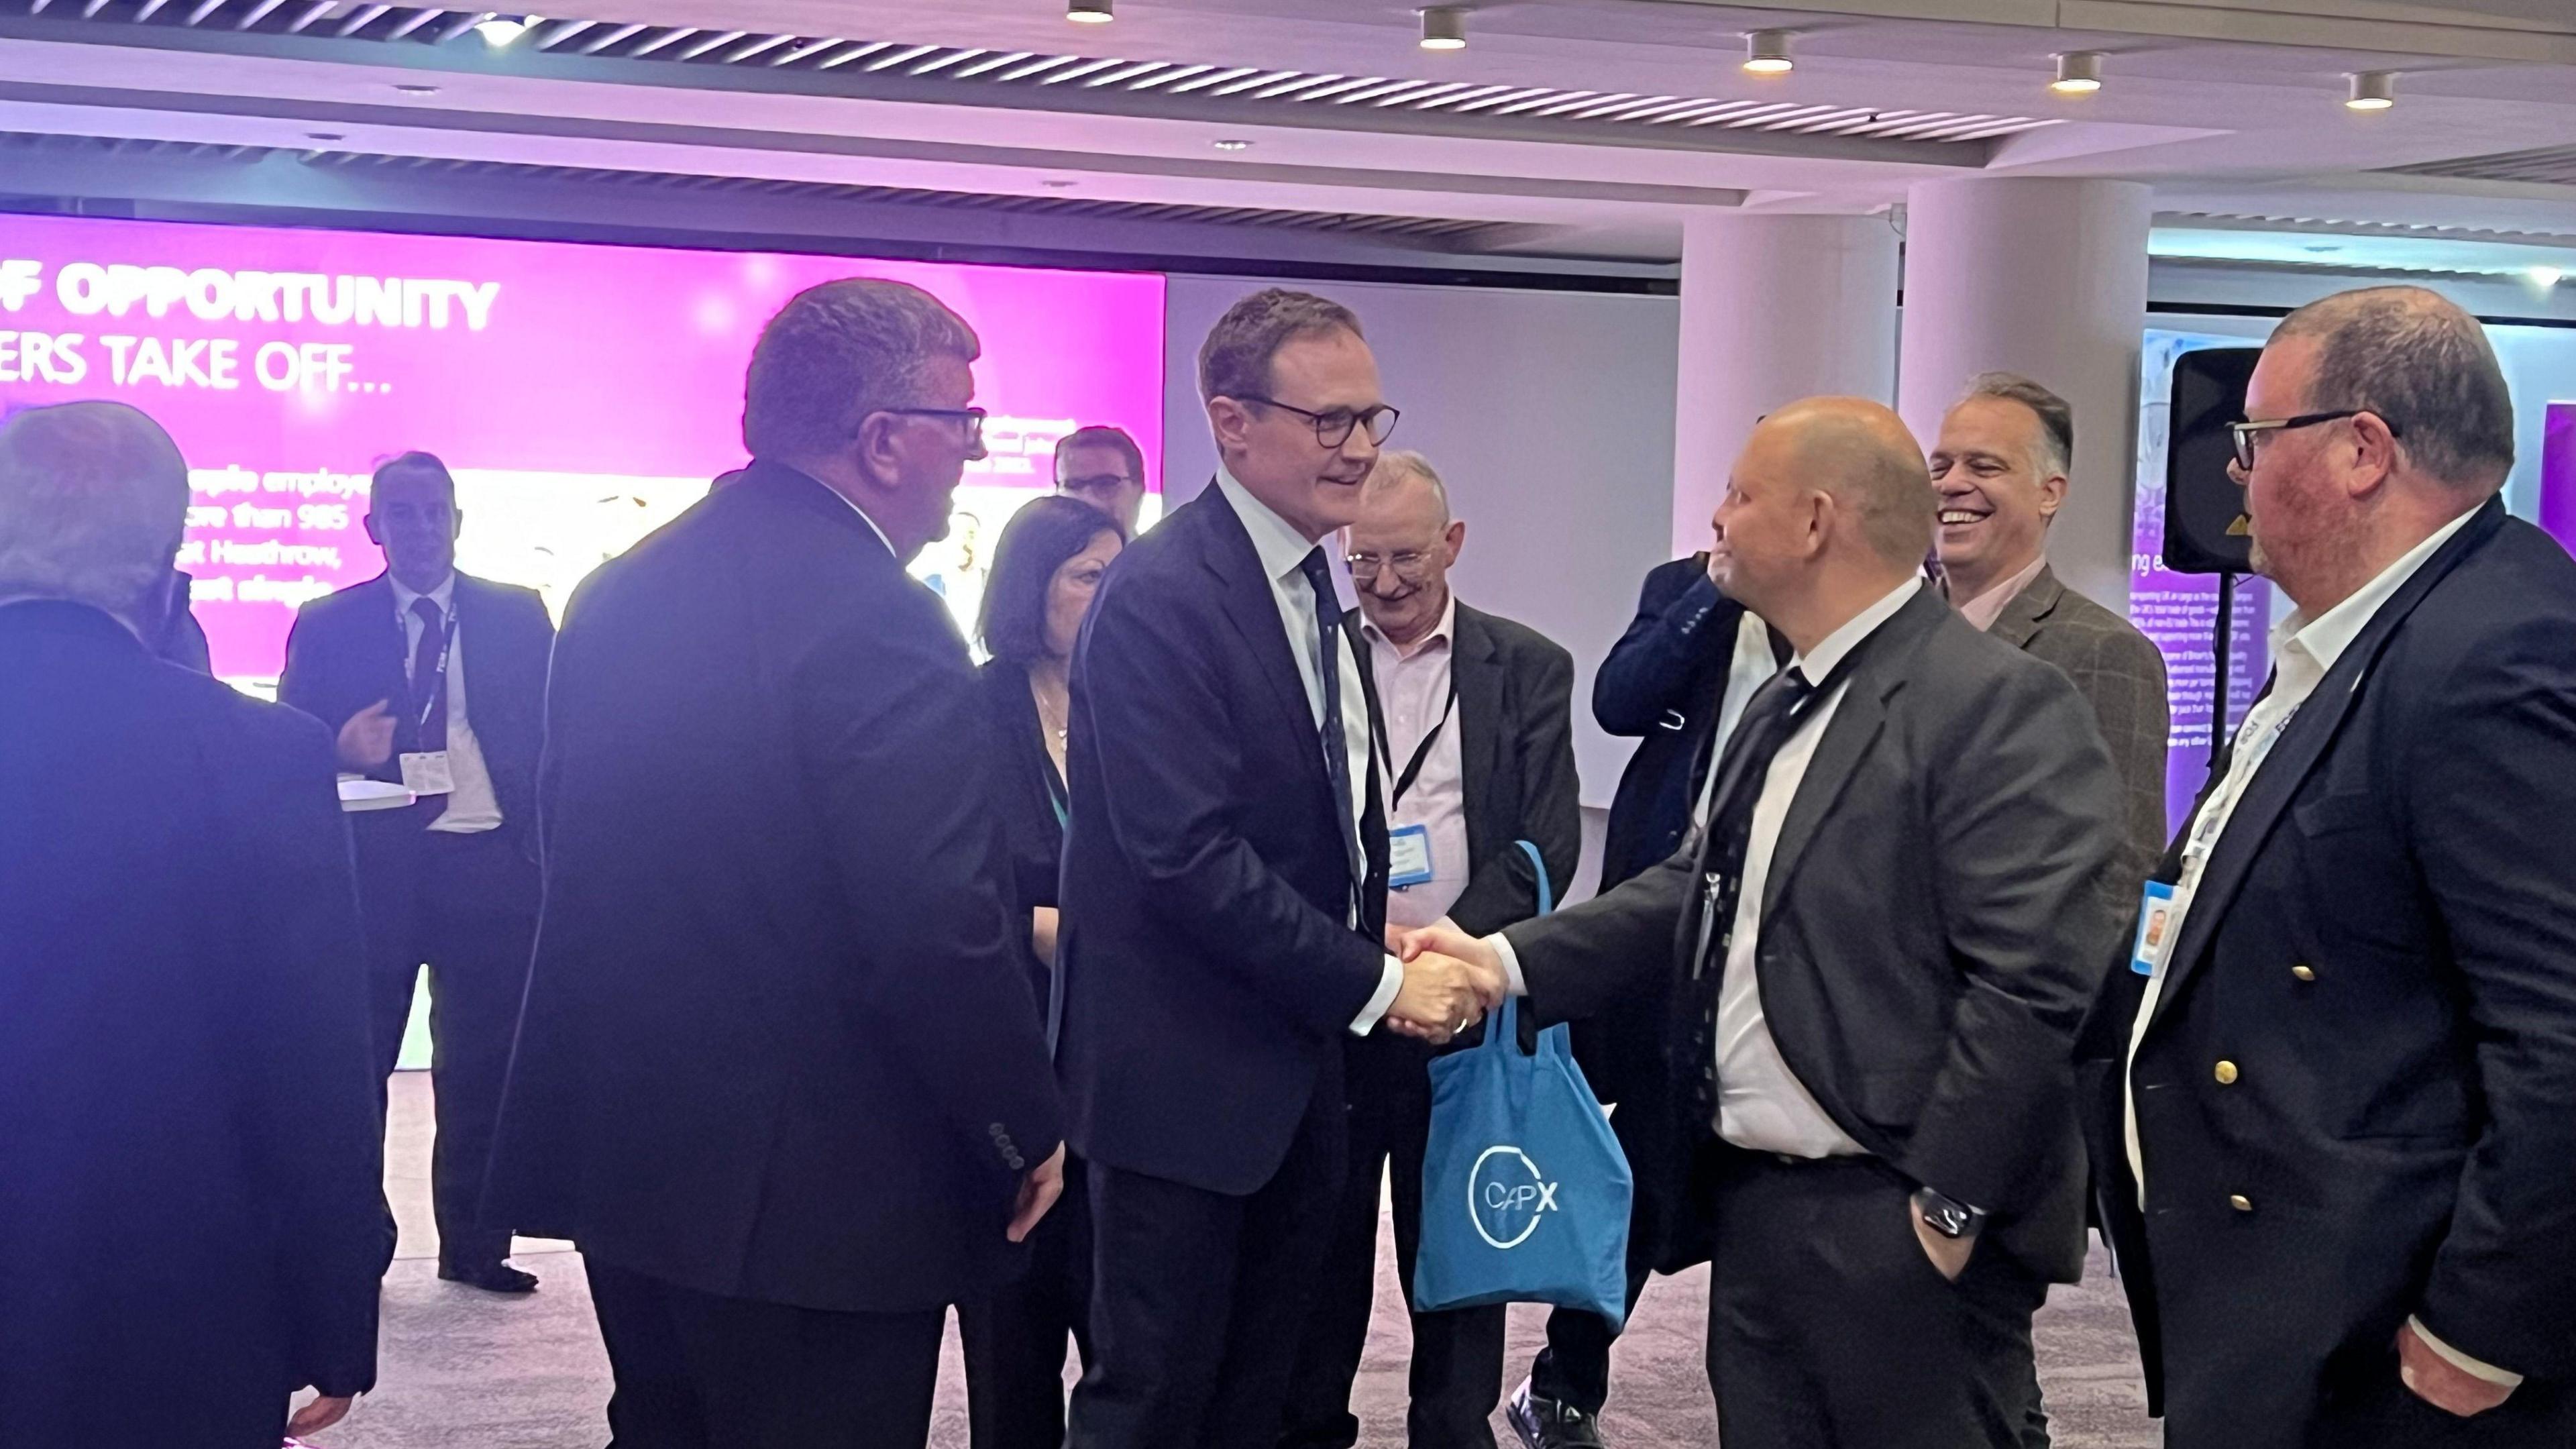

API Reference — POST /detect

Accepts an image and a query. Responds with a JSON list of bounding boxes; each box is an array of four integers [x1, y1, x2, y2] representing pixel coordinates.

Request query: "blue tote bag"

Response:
[[1411, 842, 1634, 1326]]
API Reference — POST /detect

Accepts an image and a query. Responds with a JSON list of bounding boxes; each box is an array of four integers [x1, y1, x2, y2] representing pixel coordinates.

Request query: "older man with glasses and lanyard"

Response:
[[1280, 449, 1582, 1449]]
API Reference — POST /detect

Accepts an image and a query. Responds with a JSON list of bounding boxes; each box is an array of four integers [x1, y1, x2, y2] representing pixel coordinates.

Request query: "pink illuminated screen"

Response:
[[2546, 402, 2576, 557], [0, 213, 1167, 683]]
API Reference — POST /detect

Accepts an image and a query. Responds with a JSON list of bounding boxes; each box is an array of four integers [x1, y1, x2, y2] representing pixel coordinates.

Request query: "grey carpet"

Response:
[[321, 1073, 2157, 1448]]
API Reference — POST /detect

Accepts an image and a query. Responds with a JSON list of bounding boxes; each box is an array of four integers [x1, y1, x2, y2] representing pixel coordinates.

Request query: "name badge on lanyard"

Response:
[[2131, 880, 2183, 979], [1388, 824, 1436, 889], [400, 614, 458, 796]]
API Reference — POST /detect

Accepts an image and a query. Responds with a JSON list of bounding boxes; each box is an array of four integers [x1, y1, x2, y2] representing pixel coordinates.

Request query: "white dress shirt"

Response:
[[1693, 606, 1789, 831], [1364, 594, 1468, 930], [1214, 467, 1404, 1034], [1493, 578, 1922, 1159], [2118, 505, 2512, 1388], [388, 573, 502, 835]]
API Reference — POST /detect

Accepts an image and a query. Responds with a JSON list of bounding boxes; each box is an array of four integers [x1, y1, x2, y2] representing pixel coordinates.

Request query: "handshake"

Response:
[[1383, 922, 1511, 1045]]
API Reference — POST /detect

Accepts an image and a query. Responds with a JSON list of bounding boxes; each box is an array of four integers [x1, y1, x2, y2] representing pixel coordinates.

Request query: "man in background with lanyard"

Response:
[[1283, 449, 1582, 1449], [280, 450, 557, 1295]]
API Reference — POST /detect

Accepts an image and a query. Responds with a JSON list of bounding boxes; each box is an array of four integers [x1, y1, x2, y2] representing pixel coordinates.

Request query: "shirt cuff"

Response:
[[1486, 932, 1529, 998], [2408, 1316, 2524, 1389], [1348, 954, 1405, 1035]]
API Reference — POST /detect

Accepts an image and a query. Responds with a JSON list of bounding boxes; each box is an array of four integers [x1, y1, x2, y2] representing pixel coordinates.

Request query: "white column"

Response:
[[1897, 177, 2154, 610], [1671, 213, 1900, 555]]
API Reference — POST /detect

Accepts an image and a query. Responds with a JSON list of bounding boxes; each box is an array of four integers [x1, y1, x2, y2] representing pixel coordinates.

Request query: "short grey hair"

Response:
[[743, 278, 981, 463], [1364, 448, 1450, 523], [1197, 287, 1364, 405], [0, 401, 188, 628], [2272, 285, 2513, 490], [1959, 371, 2074, 482]]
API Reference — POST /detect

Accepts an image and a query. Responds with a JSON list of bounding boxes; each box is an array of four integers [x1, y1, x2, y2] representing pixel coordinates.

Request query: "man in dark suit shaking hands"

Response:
[[1404, 398, 2127, 1449], [1059, 289, 1503, 1448], [2082, 286, 2576, 1448], [488, 279, 1067, 1448], [278, 449, 555, 1294]]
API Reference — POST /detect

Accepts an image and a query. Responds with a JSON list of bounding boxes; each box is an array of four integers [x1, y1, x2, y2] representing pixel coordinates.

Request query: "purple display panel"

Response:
[[2546, 402, 2576, 555], [0, 215, 1167, 683], [2133, 332, 2272, 835]]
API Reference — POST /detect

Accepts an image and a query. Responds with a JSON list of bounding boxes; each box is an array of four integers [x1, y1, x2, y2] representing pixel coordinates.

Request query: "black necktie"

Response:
[[409, 597, 448, 753], [1297, 547, 1365, 906], [1680, 664, 1815, 1121]]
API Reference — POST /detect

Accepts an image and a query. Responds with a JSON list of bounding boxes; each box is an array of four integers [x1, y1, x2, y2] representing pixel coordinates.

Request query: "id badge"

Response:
[[398, 751, 456, 797], [1387, 823, 1435, 889], [2131, 880, 2182, 979]]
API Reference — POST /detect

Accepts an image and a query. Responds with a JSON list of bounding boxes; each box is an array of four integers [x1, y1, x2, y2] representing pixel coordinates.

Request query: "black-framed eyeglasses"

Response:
[[1239, 395, 1401, 449], [879, 406, 988, 447], [1345, 549, 1435, 585], [2228, 409, 2398, 472], [1059, 472, 1139, 496]]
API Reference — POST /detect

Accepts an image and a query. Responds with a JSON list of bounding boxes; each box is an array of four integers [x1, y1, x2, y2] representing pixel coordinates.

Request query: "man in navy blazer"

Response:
[[278, 449, 555, 1294], [2082, 286, 2576, 1447], [1057, 288, 1502, 1448]]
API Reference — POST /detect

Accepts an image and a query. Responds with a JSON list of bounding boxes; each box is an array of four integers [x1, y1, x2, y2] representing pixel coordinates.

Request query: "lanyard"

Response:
[[413, 614, 458, 733], [1371, 671, 1458, 810]]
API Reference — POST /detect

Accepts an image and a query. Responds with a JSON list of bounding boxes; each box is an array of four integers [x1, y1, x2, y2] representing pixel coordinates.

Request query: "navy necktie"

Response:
[[1681, 664, 1815, 1119], [1297, 547, 1365, 906]]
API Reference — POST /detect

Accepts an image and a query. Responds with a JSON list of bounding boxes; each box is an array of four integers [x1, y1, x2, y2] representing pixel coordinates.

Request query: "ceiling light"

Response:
[[473, 13, 534, 46], [2049, 52, 2103, 95], [392, 83, 440, 95], [1419, 7, 1467, 51], [2346, 71, 2396, 111], [1212, 138, 1251, 151], [1742, 30, 1794, 75], [2529, 266, 2565, 288], [305, 131, 346, 142], [1067, 0, 1113, 23]]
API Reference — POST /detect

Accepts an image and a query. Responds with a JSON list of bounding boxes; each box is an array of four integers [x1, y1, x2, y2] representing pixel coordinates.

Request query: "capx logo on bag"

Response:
[[1466, 1144, 1560, 1250]]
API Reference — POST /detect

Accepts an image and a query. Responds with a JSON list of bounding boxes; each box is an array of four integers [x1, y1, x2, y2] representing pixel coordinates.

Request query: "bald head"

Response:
[[0, 401, 189, 629], [1754, 396, 1937, 568]]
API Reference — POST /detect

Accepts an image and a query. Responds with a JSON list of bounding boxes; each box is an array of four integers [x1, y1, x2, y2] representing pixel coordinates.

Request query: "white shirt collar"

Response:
[[389, 572, 457, 618], [1361, 590, 1456, 659], [1216, 463, 1328, 582], [1792, 577, 1923, 684], [1958, 552, 2049, 633], [2271, 503, 2481, 684]]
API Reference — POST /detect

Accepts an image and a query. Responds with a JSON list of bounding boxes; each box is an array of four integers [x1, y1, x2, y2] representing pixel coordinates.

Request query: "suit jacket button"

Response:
[[2228, 1193, 2253, 1213], [2214, 1060, 2240, 1085], [2292, 965, 2316, 982], [989, 1123, 1007, 1138]]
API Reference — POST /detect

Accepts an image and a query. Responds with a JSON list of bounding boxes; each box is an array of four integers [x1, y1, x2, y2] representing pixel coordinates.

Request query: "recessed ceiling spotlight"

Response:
[[1212, 138, 1252, 151], [1040, 178, 1077, 189], [1067, 0, 1113, 23], [1742, 30, 1794, 75], [2302, 244, 2343, 254], [473, 13, 535, 47], [305, 131, 346, 142], [2049, 51, 2104, 95], [1419, 6, 1467, 51], [2346, 71, 2397, 111], [392, 83, 440, 95]]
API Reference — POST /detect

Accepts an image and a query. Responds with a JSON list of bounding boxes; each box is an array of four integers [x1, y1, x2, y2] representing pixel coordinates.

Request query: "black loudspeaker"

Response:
[[2163, 346, 2263, 575]]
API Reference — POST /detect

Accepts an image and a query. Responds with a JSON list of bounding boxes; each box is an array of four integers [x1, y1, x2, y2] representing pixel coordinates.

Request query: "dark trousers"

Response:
[[1529, 1068, 1676, 1414], [1703, 1147, 2049, 1449], [359, 822, 538, 1271], [585, 1256, 945, 1449], [1067, 1068, 1349, 1449], [959, 1154, 1097, 1449], [1283, 1034, 1506, 1449]]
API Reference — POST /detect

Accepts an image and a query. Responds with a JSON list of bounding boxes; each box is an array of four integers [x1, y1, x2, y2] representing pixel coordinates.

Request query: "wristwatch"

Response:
[[1917, 1187, 1987, 1240]]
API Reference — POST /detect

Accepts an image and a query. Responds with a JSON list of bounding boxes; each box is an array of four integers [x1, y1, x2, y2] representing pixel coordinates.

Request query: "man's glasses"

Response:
[[1346, 549, 1435, 585], [880, 407, 988, 447], [1240, 396, 1401, 449], [1061, 472, 1138, 496], [2228, 409, 2398, 472]]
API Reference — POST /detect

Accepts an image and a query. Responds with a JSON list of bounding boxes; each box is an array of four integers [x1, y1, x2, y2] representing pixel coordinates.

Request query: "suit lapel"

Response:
[[1450, 604, 1503, 851], [2147, 499, 2507, 1030], [1760, 590, 1943, 917], [1198, 484, 1332, 791], [1987, 564, 2061, 649]]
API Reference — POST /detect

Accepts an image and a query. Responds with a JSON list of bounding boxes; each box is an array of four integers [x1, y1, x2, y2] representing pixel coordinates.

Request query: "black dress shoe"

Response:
[[438, 1260, 539, 1294], [1506, 1379, 1607, 1449]]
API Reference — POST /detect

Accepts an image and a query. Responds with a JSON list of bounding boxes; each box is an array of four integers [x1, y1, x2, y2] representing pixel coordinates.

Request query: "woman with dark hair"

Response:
[[961, 492, 1124, 1448]]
